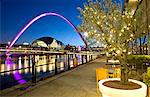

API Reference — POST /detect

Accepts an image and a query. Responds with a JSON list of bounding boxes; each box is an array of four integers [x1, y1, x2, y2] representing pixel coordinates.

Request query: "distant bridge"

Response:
[[0, 48, 105, 55]]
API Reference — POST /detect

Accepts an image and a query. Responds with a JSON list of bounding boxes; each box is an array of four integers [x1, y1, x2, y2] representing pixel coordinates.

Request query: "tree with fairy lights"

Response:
[[77, 0, 137, 84]]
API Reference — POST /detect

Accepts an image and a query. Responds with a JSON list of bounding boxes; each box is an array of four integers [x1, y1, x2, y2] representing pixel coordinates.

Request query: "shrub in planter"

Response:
[[143, 70, 150, 97], [144, 68, 150, 84], [127, 55, 150, 64], [128, 71, 143, 81]]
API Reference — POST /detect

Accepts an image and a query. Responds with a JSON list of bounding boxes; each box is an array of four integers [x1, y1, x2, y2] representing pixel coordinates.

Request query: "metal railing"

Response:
[[0, 51, 99, 90]]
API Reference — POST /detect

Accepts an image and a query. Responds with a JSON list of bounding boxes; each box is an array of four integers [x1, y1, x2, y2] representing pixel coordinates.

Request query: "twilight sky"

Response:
[[1, 0, 123, 46]]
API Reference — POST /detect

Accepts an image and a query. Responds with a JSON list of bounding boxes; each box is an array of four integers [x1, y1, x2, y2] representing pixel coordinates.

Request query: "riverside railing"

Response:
[[0, 50, 100, 90]]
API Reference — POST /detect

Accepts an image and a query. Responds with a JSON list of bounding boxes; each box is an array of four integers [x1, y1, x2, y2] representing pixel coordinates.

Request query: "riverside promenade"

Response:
[[2, 57, 106, 97]]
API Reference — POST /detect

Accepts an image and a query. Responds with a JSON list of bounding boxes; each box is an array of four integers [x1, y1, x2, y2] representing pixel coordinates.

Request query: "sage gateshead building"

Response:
[[32, 37, 65, 50]]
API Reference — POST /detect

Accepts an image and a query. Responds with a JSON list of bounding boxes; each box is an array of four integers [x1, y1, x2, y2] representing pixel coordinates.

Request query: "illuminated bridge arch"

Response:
[[6, 12, 88, 84], [8, 12, 88, 49]]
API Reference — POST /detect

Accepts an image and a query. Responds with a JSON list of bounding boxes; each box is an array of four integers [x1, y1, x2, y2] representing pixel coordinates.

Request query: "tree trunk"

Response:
[[121, 65, 128, 84], [120, 54, 129, 84]]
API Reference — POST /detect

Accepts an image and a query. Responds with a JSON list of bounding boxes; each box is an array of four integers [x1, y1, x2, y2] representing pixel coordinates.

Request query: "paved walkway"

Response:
[[4, 57, 106, 97]]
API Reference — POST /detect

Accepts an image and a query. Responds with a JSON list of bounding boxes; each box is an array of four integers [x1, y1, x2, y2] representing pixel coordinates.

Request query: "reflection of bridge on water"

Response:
[[0, 47, 103, 90]]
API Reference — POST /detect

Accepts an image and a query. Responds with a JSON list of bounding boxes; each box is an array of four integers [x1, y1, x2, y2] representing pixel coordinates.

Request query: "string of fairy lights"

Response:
[[77, 0, 149, 58]]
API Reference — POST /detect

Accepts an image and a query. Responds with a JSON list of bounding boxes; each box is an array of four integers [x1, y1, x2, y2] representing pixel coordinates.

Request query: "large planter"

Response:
[[99, 78, 147, 97]]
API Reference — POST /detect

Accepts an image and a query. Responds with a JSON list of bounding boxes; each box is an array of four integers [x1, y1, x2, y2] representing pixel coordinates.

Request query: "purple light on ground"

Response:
[[13, 71, 26, 84], [6, 56, 26, 84], [0, 54, 4, 57], [6, 12, 88, 84]]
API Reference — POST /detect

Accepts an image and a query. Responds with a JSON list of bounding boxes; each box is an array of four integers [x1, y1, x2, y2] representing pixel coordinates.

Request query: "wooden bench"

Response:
[[96, 67, 121, 92], [96, 68, 108, 92]]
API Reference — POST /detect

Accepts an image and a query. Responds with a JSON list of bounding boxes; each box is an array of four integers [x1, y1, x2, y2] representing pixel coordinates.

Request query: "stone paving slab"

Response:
[[2, 57, 106, 97]]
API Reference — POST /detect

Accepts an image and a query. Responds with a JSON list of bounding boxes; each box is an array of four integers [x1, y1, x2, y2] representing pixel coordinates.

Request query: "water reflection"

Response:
[[0, 53, 96, 90], [6, 55, 26, 84]]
